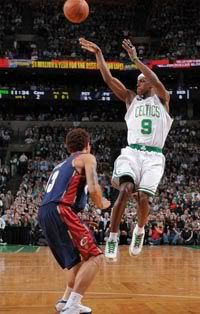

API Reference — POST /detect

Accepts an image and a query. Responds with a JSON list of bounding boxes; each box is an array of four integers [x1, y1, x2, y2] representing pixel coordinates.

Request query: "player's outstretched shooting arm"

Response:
[[79, 37, 135, 106], [122, 39, 170, 112]]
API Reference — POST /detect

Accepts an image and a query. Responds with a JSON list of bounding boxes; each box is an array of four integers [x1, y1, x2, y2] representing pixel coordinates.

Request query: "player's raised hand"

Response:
[[102, 197, 111, 210], [122, 39, 138, 62], [79, 38, 101, 54]]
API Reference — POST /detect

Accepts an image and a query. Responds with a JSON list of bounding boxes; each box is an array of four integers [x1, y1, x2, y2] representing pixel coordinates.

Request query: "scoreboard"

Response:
[[0, 88, 70, 100], [0, 88, 114, 101], [168, 89, 190, 100], [80, 91, 112, 101], [0, 87, 194, 101]]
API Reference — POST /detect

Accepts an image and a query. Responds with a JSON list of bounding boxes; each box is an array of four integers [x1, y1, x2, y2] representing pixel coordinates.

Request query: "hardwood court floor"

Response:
[[0, 245, 200, 314]]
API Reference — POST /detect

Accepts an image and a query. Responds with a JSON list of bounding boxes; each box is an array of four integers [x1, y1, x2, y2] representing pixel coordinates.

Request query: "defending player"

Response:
[[38, 128, 110, 314], [79, 37, 173, 261]]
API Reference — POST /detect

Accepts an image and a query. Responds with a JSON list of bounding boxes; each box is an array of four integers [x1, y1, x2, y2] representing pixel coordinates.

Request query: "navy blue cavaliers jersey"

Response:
[[41, 154, 87, 212]]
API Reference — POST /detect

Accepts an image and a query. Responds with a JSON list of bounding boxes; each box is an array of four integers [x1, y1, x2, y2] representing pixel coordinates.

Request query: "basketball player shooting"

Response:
[[79, 37, 173, 261]]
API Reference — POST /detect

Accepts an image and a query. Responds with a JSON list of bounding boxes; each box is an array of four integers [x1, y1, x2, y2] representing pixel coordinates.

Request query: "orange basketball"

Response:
[[63, 0, 89, 24]]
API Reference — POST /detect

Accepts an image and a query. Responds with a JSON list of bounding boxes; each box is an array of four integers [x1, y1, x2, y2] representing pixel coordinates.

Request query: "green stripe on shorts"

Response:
[[138, 187, 155, 196]]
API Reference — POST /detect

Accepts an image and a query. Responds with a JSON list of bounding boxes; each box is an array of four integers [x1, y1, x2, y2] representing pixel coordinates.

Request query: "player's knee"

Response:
[[138, 191, 149, 203], [120, 182, 134, 197], [90, 254, 104, 268]]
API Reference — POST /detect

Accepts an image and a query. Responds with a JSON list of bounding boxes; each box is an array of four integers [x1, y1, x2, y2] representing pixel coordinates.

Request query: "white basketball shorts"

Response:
[[112, 146, 165, 196]]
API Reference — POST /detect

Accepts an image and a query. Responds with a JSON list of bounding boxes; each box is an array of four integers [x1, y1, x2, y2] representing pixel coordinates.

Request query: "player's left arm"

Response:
[[122, 39, 170, 112]]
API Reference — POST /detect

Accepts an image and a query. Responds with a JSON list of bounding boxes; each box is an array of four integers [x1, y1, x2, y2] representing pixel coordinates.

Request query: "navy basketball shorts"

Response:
[[38, 202, 102, 270]]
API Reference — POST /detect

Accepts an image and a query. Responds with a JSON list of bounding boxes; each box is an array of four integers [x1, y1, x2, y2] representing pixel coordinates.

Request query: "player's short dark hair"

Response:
[[66, 128, 90, 153]]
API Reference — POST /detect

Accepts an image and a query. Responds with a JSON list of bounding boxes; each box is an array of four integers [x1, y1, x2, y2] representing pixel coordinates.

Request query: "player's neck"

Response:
[[141, 91, 152, 99], [71, 149, 88, 155]]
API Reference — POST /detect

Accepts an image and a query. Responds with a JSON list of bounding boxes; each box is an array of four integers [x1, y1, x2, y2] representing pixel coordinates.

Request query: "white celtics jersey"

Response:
[[125, 94, 173, 148]]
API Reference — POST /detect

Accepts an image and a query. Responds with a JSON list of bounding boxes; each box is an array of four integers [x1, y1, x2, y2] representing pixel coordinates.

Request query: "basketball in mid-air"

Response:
[[63, 0, 89, 24]]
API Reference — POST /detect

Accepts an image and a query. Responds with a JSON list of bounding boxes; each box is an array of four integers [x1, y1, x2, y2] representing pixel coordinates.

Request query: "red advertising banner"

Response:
[[0, 58, 9, 68], [155, 59, 200, 68], [146, 59, 169, 69]]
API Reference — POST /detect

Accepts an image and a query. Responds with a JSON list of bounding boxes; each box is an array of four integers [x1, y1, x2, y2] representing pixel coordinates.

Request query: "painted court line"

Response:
[[14, 247, 24, 253], [2, 290, 200, 300], [0, 245, 40, 253], [89, 292, 200, 299]]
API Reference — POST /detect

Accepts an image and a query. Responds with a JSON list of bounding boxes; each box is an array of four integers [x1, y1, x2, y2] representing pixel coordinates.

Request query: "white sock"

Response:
[[65, 292, 82, 308], [136, 225, 144, 234], [109, 232, 118, 241], [62, 286, 73, 300]]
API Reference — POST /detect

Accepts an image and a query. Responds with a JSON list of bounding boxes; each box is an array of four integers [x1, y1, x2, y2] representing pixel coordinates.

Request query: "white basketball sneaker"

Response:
[[105, 239, 118, 261], [55, 300, 92, 313], [129, 225, 145, 256], [61, 304, 80, 314]]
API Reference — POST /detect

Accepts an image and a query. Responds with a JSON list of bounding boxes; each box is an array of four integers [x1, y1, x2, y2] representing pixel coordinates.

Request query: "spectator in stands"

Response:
[[119, 217, 129, 245], [0, 214, 6, 244], [149, 222, 164, 245], [10, 154, 19, 176], [180, 224, 195, 245], [2, 119, 200, 250], [19, 153, 28, 175]]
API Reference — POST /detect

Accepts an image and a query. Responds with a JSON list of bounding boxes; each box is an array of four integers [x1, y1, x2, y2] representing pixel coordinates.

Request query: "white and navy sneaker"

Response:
[[129, 225, 145, 256], [105, 239, 118, 261], [61, 304, 80, 314], [55, 299, 92, 313]]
